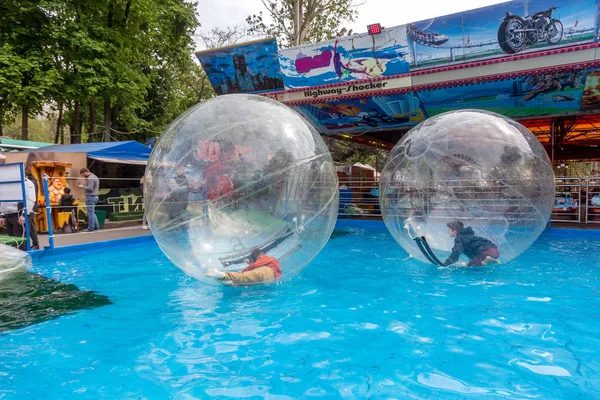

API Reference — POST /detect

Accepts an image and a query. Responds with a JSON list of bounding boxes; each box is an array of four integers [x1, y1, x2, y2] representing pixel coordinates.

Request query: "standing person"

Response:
[[444, 220, 500, 267], [78, 168, 100, 232], [24, 164, 40, 249], [0, 177, 39, 250]]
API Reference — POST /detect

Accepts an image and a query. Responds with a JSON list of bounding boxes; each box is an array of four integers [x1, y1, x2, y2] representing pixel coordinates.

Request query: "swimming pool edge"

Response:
[[28, 234, 157, 259]]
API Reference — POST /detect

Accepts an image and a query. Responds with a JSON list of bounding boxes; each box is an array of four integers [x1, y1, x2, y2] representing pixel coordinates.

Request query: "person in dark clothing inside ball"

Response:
[[444, 220, 500, 266], [168, 166, 189, 223]]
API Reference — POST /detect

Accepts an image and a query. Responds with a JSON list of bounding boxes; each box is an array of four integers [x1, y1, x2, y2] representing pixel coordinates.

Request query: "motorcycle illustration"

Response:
[[498, 6, 563, 54]]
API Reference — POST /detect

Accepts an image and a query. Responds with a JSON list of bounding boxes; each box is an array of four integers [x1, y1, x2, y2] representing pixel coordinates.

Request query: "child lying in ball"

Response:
[[444, 220, 500, 267], [206, 248, 282, 286]]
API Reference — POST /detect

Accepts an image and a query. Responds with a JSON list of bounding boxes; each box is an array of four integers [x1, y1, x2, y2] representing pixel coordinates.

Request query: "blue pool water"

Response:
[[2, 222, 600, 399]]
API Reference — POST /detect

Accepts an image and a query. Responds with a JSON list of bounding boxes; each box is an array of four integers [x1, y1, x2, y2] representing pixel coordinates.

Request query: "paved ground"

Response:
[[37, 224, 152, 248]]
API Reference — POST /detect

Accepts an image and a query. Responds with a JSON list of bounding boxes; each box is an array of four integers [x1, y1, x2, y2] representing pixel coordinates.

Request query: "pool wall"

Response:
[[28, 234, 157, 259]]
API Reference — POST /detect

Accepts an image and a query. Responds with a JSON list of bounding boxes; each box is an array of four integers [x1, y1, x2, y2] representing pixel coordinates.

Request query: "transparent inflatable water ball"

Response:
[[380, 110, 554, 266], [145, 94, 339, 285], [0, 243, 31, 280]]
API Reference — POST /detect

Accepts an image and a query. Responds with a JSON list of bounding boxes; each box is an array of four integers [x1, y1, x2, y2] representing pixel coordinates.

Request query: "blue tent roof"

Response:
[[26, 141, 151, 164]]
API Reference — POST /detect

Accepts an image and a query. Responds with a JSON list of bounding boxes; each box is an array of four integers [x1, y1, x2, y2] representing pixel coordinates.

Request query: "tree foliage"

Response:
[[0, 0, 59, 139], [0, 0, 209, 142], [2, 112, 56, 143], [322, 135, 388, 169], [198, 26, 254, 49], [557, 162, 595, 179], [247, 0, 358, 48]]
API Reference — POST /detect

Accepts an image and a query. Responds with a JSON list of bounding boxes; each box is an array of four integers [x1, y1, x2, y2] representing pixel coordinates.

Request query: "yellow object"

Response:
[[27, 161, 73, 232], [48, 178, 66, 204], [223, 266, 275, 285], [57, 212, 73, 229]]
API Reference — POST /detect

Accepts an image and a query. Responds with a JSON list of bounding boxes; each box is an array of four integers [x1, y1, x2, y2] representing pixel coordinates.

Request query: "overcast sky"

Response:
[[194, 0, 511, 50]]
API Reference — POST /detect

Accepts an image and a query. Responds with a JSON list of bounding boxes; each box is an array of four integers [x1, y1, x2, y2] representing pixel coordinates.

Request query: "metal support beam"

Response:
[[551, 118, 555, 164]]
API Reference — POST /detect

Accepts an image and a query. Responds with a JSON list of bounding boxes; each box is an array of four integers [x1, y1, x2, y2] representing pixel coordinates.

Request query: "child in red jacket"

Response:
[[207, 248, 282, 286]]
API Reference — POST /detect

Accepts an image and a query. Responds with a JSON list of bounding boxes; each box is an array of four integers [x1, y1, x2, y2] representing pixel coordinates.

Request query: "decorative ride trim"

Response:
[[413, 60, 600, 92], [261, 43, 600, 104]]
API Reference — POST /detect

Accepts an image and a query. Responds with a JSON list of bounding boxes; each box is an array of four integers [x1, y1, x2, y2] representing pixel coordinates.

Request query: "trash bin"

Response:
[[95, 210, 107, 229]]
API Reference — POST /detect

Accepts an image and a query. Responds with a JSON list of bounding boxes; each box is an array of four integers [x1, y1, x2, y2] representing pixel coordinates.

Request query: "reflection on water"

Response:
[[2, 226, 600, 399], [329, 230, 352, 239], [0, 270, 111, 332]]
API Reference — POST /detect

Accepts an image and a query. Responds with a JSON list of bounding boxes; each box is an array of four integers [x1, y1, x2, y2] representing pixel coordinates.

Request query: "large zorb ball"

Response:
[[145, 94, 339, 284], [380, 110, 554, 265]]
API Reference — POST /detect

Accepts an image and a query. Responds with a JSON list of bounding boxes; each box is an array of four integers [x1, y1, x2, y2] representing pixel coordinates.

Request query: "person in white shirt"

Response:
[[24, 164, 40, 248], [0, 178, 39, 250]]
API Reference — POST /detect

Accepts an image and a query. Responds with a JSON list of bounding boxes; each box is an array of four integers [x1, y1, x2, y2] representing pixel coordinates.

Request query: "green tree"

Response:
[[100, 0, 202, 142], [47, 0, 123, 143], [0, 46, 20, 135], [3, 113, 56, 143], [246, 0, 358, 48], [323, 135, 388, 170], [0, 0, 59, 140], [139, 61, 214, 141], [1, 0, 209, 144], [558, 162, 594, 179], [198, 25, 253, 49]]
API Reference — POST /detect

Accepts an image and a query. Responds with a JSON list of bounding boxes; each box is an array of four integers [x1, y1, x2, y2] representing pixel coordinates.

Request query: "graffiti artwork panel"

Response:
[[97, 188, 144, 219], [296, 93, 426, 133], [279, 26, 411, 89], [409, 0, 598, 69], [195, 38, 285, 95], [420, 67, 595, 118]]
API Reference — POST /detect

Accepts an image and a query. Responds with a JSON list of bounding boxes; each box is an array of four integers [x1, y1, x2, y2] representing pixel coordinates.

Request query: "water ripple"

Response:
[[2, 227, 600, 399]]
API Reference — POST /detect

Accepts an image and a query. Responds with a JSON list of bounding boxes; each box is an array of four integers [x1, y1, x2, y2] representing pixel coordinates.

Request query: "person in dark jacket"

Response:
[[444, 220, 500, 266], [167, 166, 190, 226], [59, 187, 77, 232]]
